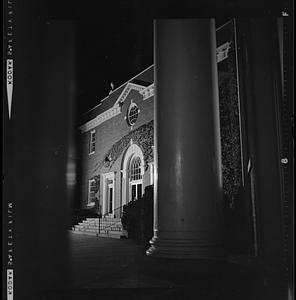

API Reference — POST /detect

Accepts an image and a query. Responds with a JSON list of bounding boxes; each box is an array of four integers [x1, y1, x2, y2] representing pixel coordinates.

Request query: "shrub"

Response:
[[122, 185, 153, 246]]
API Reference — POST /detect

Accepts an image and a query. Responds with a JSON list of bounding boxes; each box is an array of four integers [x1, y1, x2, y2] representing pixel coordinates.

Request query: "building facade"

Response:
[[79, 66, 154, 217]]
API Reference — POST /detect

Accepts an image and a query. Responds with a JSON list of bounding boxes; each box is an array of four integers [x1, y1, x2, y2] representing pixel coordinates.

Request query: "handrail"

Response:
[[102, 196, 144, 219], [102, 202, 127, 219]]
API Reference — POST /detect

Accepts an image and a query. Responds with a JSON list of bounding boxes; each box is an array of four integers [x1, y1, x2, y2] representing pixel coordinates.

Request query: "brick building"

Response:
[[79, 66, 154, 217]]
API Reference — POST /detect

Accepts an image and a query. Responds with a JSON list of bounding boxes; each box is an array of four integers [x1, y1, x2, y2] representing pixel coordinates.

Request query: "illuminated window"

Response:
[[127, 103, 139, 126], [129, 156, 142, 201], [130, 157, 142, 180], [89, 130, 96, 154]]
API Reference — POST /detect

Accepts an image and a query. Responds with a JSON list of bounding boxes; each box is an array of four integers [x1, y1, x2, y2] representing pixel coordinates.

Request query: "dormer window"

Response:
[[89, 130, 96, 154]]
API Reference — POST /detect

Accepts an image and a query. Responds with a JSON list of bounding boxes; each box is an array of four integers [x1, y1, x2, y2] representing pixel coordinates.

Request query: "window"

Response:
[[129, 156, 143, 201], [88, 179, 96, 204], [129, 157, 142, 180], [121, 143, 144, 205], [89, 130, 96, 154], [127, 103, 139, 126]]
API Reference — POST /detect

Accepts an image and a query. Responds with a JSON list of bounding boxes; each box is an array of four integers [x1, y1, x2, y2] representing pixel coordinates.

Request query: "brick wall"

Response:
[[80, 89, 154, 209]]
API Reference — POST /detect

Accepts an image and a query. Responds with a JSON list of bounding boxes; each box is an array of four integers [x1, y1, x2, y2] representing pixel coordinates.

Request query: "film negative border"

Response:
[[4, 1, 15, 300]]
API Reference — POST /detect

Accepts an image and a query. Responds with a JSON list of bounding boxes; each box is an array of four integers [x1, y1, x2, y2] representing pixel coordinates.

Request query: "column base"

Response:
[[146, 236, 225, 260]]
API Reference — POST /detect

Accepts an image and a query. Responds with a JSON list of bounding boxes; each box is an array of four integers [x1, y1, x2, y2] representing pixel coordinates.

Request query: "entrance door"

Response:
[[131, 184, 137, 201], [137, 184, 142, 200], [108, 185, 113, 213], [102, 172, 115, 216]]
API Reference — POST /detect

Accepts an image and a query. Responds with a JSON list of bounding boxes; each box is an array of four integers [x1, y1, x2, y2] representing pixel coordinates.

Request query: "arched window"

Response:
[[129, 156, 143, 201], [129, 157, 142, 181], [121, 142, 144, 204]]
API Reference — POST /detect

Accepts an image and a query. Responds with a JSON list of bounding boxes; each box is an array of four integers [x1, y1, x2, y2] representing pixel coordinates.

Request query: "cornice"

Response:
[[83, 65, 153, 116], [217, 42, 232, 63], [80, 83, 146, 133], [139, 84, 154, 100], [80, 105, 121, 133], [114, 82, 146, 106]]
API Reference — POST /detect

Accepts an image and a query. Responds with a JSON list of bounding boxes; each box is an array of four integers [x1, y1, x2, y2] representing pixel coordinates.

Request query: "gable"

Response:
[[80, 66, 154, 132], [114, 82, 146, 107], [79, 83, 150, 133]]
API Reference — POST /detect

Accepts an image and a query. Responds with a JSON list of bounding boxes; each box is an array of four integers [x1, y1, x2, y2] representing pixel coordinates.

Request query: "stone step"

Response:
[[86, 217, 121, 222], [73, 225, 122, 233], [81, 224, 122, 229], [78, 222, 122, 228], [83, 219, 121, 224], [74, 224, 122, 231], [71, 229, 123, 239], [75, 224, 85, 229], [83, 225, 122, 231], [70, 230, 122, 238], [83, 221, 122, 227], [73, 217, 124, 240]]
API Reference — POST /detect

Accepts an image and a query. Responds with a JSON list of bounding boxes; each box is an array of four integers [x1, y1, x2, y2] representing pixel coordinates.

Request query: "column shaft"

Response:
[[147, 19, 224, 259]]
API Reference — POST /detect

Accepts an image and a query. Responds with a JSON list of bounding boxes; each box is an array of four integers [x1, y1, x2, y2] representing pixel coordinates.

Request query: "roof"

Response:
[[80, 65, 154, 124]]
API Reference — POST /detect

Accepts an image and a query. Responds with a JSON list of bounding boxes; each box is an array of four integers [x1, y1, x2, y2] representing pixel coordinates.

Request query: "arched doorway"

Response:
[[121, 141, 144, 205]]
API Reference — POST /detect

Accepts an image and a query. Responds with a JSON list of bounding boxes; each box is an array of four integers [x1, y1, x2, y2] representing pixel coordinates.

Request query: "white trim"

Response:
[[216, 19, 233, 32], [101, 172, 115, 215], [88, 179, 96, 205], [80, 82, 146, 133], [217, 42, 232, 63], [80, 105, 121, 133], [127, 102, 139, 126], [122, 142, 144, 172], [139, 83, 154, 100], [113, 82, 145, 106], [148, 162, 154, 185], [121, 142, 145, 203], [107, 182, 114, 214]]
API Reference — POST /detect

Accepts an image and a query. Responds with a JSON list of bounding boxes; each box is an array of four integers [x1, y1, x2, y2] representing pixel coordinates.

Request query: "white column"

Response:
[[147, 19, 224, 259], [102, 175, 107, 215], [121, 170, 127, 205], [148, 162, 154, 185]]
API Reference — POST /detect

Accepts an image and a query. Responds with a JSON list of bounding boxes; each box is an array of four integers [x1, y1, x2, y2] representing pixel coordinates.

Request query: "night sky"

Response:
[[39, 0, 155, 120], [36, 0, 287, 123], [75, 16, 153, 117]]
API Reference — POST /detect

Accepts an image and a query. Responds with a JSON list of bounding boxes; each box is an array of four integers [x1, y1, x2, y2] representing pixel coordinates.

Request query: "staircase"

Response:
[[71, 215, 126, 239]]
